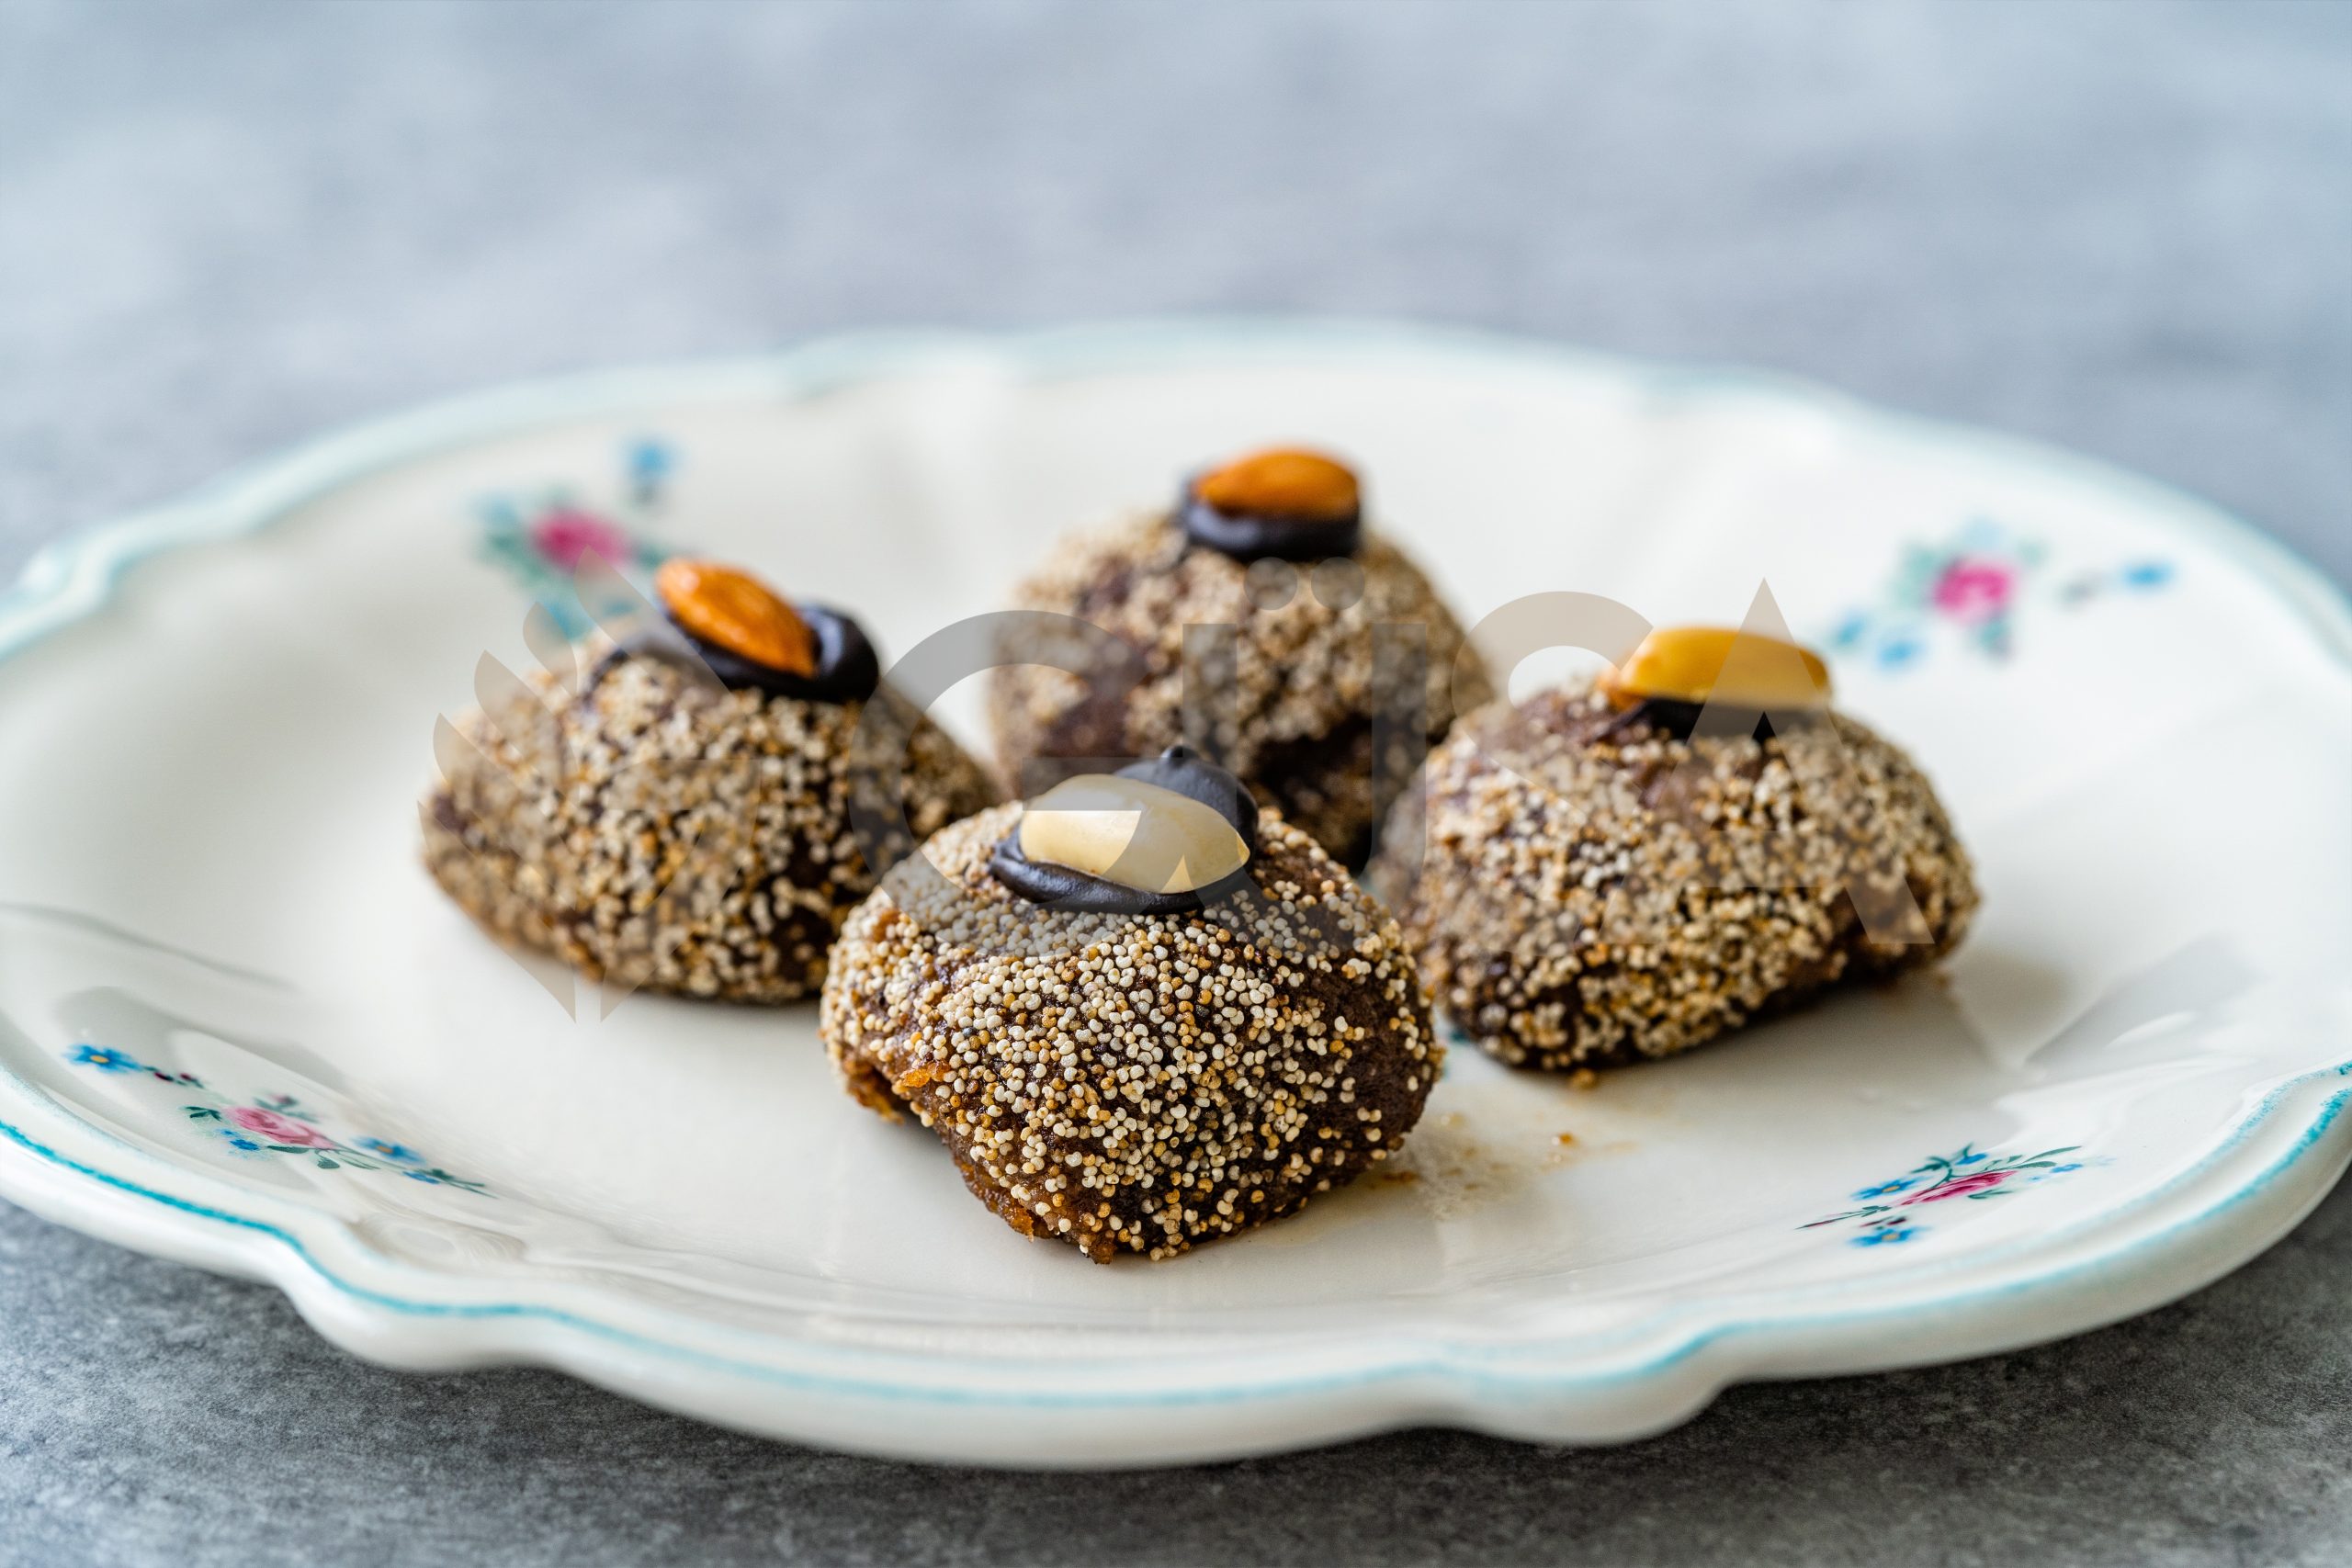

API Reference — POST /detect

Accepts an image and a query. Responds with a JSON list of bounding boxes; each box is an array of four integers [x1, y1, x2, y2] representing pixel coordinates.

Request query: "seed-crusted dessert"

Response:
[[424, 558, 997, 1002], [1372, 625, 1977, 1072], [988, 447, 1493, 867], [820, 745, 1442, 1261]]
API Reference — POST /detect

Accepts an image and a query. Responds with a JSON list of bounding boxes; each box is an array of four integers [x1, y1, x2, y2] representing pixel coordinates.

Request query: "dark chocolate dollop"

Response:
[[1600, 697, 1815, 745], [590, 602, 881, 705], [1178, 479, 1362, 564], [989, 745, 1261, 915]]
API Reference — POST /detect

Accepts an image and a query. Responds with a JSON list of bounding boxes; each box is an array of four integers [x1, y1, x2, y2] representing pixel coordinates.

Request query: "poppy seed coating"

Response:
[[423, 642, 998, 1002], [988, 512, 1493, 866], [820, 803, 1442, 1261], [1372, 683, 1977, 1071]]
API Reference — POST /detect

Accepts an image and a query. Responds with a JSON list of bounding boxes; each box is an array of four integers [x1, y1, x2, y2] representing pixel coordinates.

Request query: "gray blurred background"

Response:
[[0, 3, 2346, 1565]]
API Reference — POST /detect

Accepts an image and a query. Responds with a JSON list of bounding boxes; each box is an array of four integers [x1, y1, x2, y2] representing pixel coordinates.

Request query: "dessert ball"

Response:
[[424, 559, 997, 1002], [989, 447, 1492, 867], [820, 746, 1442, 1261], [1373, 626, 1977, 1072]]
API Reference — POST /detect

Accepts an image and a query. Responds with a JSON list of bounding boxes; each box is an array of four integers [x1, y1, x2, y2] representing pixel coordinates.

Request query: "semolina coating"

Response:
[[423, 642, 998, 1003], [1371, 682, 1978, 1072], [988, 512, 1492, 866], [819, 803, 1443, 1261]]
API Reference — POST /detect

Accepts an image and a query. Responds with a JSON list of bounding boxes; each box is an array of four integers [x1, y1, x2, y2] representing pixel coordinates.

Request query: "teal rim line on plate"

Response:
[[0, 1077, 2343, 1406], [1, 318, 2348, 1409]]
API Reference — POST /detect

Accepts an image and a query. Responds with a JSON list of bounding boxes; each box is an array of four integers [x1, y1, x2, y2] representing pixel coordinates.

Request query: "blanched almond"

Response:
[[1019, 775, 1250, 895]]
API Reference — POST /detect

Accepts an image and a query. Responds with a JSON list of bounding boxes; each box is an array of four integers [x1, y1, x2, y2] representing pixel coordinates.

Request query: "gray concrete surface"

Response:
[[0, 3, 2346, 1563]]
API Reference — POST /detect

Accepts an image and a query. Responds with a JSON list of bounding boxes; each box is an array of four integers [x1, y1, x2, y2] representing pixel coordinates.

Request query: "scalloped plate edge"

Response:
[[2, 318, 2348, 1465]]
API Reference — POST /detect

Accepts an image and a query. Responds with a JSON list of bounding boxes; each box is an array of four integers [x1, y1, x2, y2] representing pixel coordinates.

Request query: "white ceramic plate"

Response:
[[2, 321, 2346, 1468]]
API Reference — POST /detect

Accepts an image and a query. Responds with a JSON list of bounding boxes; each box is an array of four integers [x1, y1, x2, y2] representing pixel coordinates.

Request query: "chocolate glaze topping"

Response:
[[1178, 479, 1363, 563], [590, 602, 882, 705], [989, 745, 1261, 915]]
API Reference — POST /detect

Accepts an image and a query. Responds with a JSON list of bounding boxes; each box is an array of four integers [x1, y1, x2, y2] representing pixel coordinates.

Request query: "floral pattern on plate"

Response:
[[1803, 1142, 2087, 1247], [474, 435, 680, 636], [67, 1044, 488, 1194], [1826, 517, 2171, 670]]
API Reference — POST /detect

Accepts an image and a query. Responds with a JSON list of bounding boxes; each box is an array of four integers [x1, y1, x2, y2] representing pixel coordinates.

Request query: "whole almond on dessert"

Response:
[[654, 558, 819, 677], [1019, 774, 1250, 895], [1194, 447, 1360, 522], [1599, 625, 1831, 711]]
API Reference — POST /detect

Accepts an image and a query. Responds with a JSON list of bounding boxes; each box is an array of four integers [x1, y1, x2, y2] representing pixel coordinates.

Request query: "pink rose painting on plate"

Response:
[[223, 1105, 336, 1149], [66, 1043, 488, 1192], [1804, 1143, 2089, 1247], [1826, 516, 2171, 670], [474, 435, 681, 636]]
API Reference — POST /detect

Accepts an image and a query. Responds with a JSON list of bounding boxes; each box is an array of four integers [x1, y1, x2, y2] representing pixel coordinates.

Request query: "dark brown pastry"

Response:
[[1372, 626, 1977, 1071], [988, 447, 1492, 868], [819, 748, 1442, 1261], [423, 559, 997, 1002]]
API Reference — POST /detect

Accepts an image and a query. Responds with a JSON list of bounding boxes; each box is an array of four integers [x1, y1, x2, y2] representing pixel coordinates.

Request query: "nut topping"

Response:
[[1193, 447, 1361, 523], [654, 558, 818, 677], [1017, 774, 1251, 896], [1600, 625, 1832, 712]]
